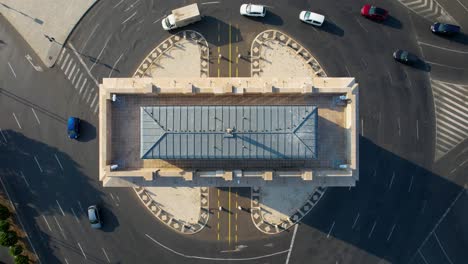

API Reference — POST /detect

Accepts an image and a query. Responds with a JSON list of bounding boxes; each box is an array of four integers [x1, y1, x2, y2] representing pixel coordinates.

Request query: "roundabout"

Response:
[[0, 0, 467, 263]]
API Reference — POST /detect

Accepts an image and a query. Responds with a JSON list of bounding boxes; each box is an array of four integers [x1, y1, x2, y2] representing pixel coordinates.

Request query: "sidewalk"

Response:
[[0, 0, 96, 67]]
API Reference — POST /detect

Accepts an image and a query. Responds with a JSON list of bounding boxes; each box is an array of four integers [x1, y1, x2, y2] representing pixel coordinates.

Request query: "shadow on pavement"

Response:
[[435, 32, 468, 45], [99, 205, 119, 232], [319, 20, 344, 36], [77, 119, 96, 142], [382, 16, 403, 29]]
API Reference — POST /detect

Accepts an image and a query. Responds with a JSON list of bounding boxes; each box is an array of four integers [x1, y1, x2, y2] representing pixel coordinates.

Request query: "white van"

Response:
[[299, 11, 325, 27]]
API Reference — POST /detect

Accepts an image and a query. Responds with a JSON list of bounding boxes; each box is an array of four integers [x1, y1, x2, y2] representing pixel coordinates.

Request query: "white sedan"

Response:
[[240, 4, 266, 17], [299, 11, 325, 26]]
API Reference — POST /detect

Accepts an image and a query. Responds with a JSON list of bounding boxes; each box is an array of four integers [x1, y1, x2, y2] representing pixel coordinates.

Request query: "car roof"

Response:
[[67, 117, 77, 130], [249, 4, 264, 13], [306, 12, 324, 22]]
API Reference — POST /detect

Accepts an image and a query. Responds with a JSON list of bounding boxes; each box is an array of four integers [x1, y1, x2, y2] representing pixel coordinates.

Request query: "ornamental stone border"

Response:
[[250, 30, 327, 78], [133, 30, 209, 78], [250, 186, 327, 234], [133, 187, 209, 234]]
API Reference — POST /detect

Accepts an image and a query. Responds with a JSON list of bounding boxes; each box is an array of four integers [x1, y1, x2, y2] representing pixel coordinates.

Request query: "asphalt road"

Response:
[[1, 0, 468, 263]]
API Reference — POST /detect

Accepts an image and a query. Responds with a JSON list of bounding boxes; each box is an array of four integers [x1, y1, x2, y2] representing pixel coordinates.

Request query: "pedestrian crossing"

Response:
[[55, 48, 99, 114], [432, 80, 468, 160], [396, 0, 457, 23]]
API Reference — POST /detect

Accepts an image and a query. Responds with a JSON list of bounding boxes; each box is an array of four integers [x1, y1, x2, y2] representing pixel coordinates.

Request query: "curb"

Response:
[[250, 30, 327, 78], [133, 30, 209, 78], [250, 186, 327, 234], [133, 187, 209, 234]]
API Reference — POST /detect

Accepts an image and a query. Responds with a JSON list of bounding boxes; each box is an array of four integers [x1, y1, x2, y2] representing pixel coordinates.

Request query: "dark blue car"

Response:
[[67, 117, 80, 139], [431, 22, 460, 36]]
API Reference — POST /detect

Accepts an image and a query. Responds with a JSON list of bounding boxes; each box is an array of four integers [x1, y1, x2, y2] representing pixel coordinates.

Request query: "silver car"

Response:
[[88, 205, 102, 229]]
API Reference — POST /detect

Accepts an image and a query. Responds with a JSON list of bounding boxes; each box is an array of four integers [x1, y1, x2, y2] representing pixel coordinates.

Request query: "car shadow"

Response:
[[99, 205, 119, 232], [435, 32, 468, 45], [413, 59, 431, 72], [242, 11, 283, 26], [319, 20, 345, 36], [382, 16, 403, 29], [77, 119, 96, 142]]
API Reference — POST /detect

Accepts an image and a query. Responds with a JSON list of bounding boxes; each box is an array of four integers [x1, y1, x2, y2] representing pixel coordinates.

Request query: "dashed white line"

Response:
[[408, 175, 414, 192], [54, 154, 64, 171], [387, 69, 393, 84], [285, 224, 298, 264], [389, 172, 395, 190], [19, 171, 31, 190], [64, 258, 70, 264], [34, 156, 43, 173], [368, 221, 377, 238], [80, 23, 100, 52], [90, 35, 112, 72], [56, 200, 65, 216], [71, 207, 79, 223], [7, 62, 17, 78], [31, 108, 40, 125], [201, 1, 221, 5], [113, 0, 124, 8], [12, 113, 22, 129], [327, 221, 335, 238], [53, 216, 64, 232], [122, 11, 137, 25], [352, 213, 360, 229], [77, 242, 87, 259], [42, 216, 52, 231], [108, 53, 124, 77], [102, 248, 111, 263], [386, 224, 396, 241], [0, 129, 8, 143], [434, 232, 454, 264]]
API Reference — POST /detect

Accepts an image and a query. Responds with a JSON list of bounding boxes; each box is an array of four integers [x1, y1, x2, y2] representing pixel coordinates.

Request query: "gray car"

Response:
[[87, 205, 102, 229]]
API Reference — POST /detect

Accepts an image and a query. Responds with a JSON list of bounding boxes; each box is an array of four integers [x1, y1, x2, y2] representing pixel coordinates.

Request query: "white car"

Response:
[[240, 4, 266, 17], [299, 11, 325, 26]]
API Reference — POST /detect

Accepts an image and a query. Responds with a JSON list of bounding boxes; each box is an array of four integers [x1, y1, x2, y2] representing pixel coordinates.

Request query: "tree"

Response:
[[0, 220, 10, 232], [9, 244, 23, 256], [0, 205, 10, 220], [0, 231, 18, 247], [14, 255, 29, 264]]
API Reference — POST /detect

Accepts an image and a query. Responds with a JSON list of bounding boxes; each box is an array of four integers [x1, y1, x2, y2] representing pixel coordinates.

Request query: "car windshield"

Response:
[[246, 4, 252, 13], [401, 51, 409, 60], [164, 18, 172, 28], [369, 7, 385, 15], [304, 11, 311, 20], [88, 209, 98, 224], [438, 24, 448, 31]]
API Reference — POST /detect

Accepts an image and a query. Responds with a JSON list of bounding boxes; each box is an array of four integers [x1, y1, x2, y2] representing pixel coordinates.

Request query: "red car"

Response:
[[361, 4, 389, 21]]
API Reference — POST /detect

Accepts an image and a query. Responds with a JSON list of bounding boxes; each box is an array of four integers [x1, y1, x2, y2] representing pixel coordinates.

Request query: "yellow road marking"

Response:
[[218, 68, 220, 77], [218, 222, 220, 230], [229, 23, 231, 78], [217, 211, 219, 218], [235, 212, 238, 220], [217, 233, 220, 240], [236, 224, 238, 231], [218, 188, 220, 196], [235, 234, 238, 243], [217, 47, 220, 64], [228, 187, 231, 245]]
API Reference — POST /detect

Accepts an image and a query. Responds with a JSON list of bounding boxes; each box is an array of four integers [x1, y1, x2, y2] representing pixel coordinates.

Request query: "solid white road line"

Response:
[[90, 35, 112, 71], [79, 78, 88, 94], [108, 53, 124, 77], [42, 216, 52, 231], [113, 0, 124, 8], [397, 117, 401, 136], [434, 232, 454, 264], [60, 53, 70, 69], [54, 216, 66, 239], [68, 43, 99, 86], [12, 113, 22, 129], [387, 224, 396, 241], [31, 108, 40, 125], [70, 207, 79, 223], [368, 221, 377, 238], [455, 0, 468, 11], [19, 171, 31, 190], [153, 16, 165, 24], [7, 62, 17, 78], [34, 156, 43, 173], [389, 172, 395, 190], [419, 249, 429, 264], [408, 175, 414, 192], [64, 258, 69, 264], [0, 129, 8, 143], [361, 119, 364, 136], [201, 1, 221, 4], [146, 233, 289, 261], [355, 18, 368, 33], [352, 213, 360, 229], [54, 154, 64, 171], [418, 41, 468, 54], [387, 69, 393, 84], [425, 60, 466, 69], [416, 120, 419, 140], [78, 242, 87, 259], [122, 11, 137, 24], [78, 201, 85, 214], [80, 23, 100, 53], [285, 224, 298, 264], [102, 248, 111, 263], [0, 176, 41, 263], [56, 200, 65, 216], [327, 221, 335, 239]]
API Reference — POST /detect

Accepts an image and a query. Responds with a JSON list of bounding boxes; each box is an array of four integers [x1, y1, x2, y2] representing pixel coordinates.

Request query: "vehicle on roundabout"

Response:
[[299, 11, 325, 26], [87, 205, 102, 229], [67, 117, 80, 139], [393, 49, 418, 65], [240, 4, 266, 17], [161, 3, 201, 30], [361, 4, 389, 21], [431, 22, 460, 36]]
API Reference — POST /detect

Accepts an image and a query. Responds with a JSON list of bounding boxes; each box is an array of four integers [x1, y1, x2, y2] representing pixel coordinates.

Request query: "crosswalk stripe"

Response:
[[60, 53, 70, 70], [437, 125, 465, 141], [71, 69, 80, 85], [79, 79, 87, 94], [438, 107, 468, 127], [94, 104, 99, 114], [436, 113, 468, 132], [90, 94, 98, 107], [86, 90, 93, 103], [75, 73, 83, 89], [434, 81, 468, 98], [64, 60, 73, 75], [56, 50, 66, 65], [67, 64, 77, 80], [437, 131, 461, 146], [82, 84, 90, 99], [396, 0, 455, 23]]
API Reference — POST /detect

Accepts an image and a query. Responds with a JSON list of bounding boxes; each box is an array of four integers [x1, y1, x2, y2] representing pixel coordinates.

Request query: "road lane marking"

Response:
[[408, 175, 414, 192], [0, 129, 7, 143], [68, 43, 99, 86], [387, 224, 396, 241], [78, 201, 85, 214], [53, 216, 63, 231], [425, 60, 466, 69], [387, 69, 393, 84], [201, 1, 220, 4], [80, 23, 100, 52], [355, 18, 368, 33], [361, 119, 364, 136], [77, 242, 87, 259], [145, 234, 289, 260], [434, 232, 454, 264], [368, 221, 377, 238], [327, 221, 335, 238], [54, 154, 64, 171], [42, 216, 52, 231], [56, 200, 65, 216], [67, 63, 77, 79], [389, 172, 395, 190], [285, 224, 299, 264], [122, 11, 137, 24], [7, 62, 17, 78], [416, 120, 419, 140], [418, 41, 468, 54], [19, 171, 31, 190], [90, 35, 112, 72], [75, 73, 83, 89], [352, 213, 360, 229], [12, 113, 22, 129], [64, 60, 73, 75], [345, 66, 351, 77], [397, 117, 401, 136], [60, 53, 70, 69], [153, 16, 165, 24], [34, 156, 43, 173], [56, 49, 66, 65], [419, 249, 429, 264], [90, 94, 98, 107], [455, 0, 468, 11], [79, 78, 88, 94], [102, 248, 111, 263], [71, 207, 79, 223], [31, 108, 40, 125], [109, 52, 124, 77], [64, 258, 69, 264], [113, 0, 124, 8]]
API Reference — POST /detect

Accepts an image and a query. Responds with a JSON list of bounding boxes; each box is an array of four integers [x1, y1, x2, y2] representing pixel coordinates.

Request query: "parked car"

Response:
[[240, 4, 266, 17], [393, 50, 418, 65], [87, 205, 102, 229], [431, 22, 460, 36], [361, 4, 389, 21], [67, 117, 80, 139], [299, 11, 325, 26]]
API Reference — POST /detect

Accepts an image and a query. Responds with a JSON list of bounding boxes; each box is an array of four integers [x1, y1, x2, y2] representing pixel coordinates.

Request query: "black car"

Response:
[[393, 50, 418, 65], [431, 22, 460, 35]]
